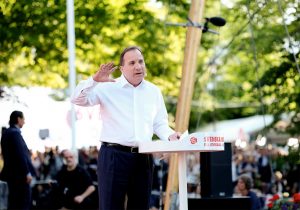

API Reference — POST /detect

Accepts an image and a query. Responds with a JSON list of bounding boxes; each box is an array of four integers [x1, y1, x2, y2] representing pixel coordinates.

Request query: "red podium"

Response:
[[138, 132, 225, 210]]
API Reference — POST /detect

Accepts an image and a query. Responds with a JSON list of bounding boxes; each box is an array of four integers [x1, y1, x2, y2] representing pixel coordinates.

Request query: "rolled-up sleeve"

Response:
[[153, 92, 174, 141], [71, 77, 100, 106]]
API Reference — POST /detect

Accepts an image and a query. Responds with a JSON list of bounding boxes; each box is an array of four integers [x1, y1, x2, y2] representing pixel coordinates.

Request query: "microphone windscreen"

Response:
[[209, 17, 226, 27]]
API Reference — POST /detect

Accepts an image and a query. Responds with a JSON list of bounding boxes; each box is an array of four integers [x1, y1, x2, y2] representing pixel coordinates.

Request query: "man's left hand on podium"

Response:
[[168, 132, 181, 141]]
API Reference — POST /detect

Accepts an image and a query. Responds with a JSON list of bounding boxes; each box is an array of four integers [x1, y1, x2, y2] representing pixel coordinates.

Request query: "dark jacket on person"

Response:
[[248, 190, 263, 210], [0, 126, 35, 183]]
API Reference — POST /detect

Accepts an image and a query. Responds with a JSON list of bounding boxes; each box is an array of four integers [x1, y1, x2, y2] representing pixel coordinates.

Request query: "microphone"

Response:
[[206, 17, 226, 27], [166, 16, 226, 35]]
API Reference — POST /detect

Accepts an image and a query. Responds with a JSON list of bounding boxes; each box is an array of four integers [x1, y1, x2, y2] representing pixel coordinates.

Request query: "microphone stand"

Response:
[[165, 22, 219, 34], [166, 16, 226, 35]]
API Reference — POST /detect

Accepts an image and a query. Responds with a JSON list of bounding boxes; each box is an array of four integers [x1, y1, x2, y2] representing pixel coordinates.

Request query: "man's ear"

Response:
[[119, 66, 123, 73]]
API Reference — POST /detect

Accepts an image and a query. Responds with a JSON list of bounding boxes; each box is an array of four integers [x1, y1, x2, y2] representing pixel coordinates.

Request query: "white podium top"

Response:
[[138, 132, 225, 153]]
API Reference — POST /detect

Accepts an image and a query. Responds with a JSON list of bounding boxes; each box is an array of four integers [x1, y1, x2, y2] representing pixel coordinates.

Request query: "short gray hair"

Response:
[[63, 149, 79, 165], [239, 174, 253, 190]]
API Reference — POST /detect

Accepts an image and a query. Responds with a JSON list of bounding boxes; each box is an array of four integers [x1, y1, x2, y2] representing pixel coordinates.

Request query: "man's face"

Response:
[[17, 116, 25, 128], [63, 151, 76, 168], [120, 49, 146, 87]]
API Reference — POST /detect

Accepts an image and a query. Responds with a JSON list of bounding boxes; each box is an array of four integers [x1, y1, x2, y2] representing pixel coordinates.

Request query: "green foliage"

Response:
[[0, 0, 299, 134], [190, 0, 300, 134], [0, 0, 186, 90]]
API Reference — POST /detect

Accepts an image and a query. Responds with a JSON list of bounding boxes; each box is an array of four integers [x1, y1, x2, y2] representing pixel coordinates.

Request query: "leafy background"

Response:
[[0, 0, 299, 136]]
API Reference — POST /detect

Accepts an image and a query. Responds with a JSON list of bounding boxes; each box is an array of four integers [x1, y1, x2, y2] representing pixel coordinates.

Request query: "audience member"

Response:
[[237, 175, 263, 210], [0, 111, 36, 210], [257, 148, 273, 194], [54, 149, 96, 210]]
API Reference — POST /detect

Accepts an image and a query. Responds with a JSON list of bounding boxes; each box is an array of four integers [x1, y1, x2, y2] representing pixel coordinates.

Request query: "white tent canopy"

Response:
[[1, 87, 275, 150], [197, 115, 274, 142], [0, 87, 102, 152]]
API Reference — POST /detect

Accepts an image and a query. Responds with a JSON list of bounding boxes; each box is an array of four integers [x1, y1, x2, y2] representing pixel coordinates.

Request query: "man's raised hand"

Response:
[[93, 62, 118, 82]]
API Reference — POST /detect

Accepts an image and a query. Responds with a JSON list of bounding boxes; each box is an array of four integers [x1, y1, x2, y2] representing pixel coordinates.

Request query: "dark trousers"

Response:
[[98, 144, 153, 210], [7, 181, 31, 210]]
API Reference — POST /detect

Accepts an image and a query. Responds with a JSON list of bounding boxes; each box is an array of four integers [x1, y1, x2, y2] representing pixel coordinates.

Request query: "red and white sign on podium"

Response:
[[138, 131, 225, 210]]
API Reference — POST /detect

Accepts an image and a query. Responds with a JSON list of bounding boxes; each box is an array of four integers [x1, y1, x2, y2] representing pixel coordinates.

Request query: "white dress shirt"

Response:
[[71, 75, 174, 146]]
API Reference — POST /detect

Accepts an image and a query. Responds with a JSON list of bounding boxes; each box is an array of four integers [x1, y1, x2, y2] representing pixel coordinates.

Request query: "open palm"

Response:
[[93, 62, 117, 82]]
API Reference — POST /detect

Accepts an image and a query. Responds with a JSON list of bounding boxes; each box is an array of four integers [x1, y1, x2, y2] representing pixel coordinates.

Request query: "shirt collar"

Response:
[[118, 74, 145, 88], [10, 125, 21, 133]]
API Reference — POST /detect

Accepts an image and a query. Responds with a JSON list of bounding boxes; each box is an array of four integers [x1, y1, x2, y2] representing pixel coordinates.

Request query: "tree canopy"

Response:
[[1, 0, 299, 135]]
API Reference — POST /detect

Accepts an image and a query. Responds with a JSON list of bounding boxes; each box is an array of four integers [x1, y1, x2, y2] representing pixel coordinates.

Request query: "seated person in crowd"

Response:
[[237, 174, 263, 210], [54, 149, 96, 210]]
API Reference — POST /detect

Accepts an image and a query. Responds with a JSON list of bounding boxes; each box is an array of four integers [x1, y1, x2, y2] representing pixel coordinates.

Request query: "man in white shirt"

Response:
[[71, 46, 180, 210]]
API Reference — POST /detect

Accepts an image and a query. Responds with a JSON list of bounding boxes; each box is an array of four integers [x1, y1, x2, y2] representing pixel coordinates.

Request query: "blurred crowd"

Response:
[[184, 143, 300, 210], [0, 142, 300, 210]]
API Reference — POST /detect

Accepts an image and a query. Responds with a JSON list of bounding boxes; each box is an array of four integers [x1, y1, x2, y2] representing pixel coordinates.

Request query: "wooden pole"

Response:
[[164, 1, 205, 209]]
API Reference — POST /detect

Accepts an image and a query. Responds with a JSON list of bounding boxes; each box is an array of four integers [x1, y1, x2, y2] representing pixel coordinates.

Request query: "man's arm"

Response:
[[70, 77, 99, 106], [73, 185, 96, 204], [12, 132, 32, 180], [71, 62, 117, 106], [153, 90, 181, 141]]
